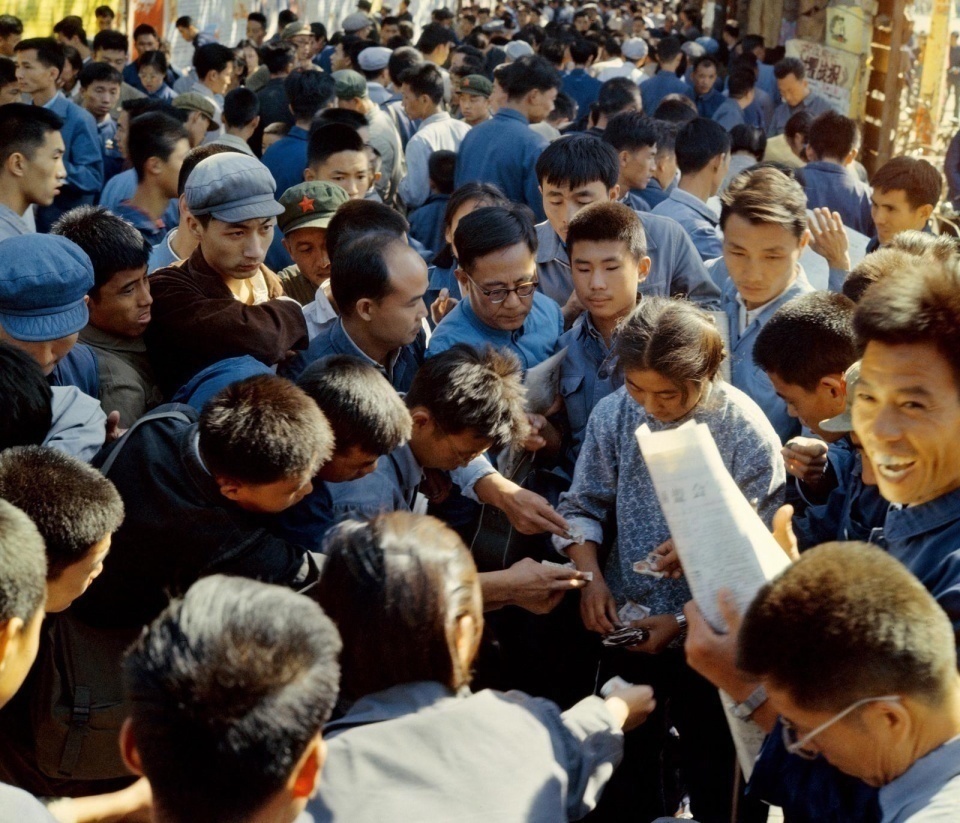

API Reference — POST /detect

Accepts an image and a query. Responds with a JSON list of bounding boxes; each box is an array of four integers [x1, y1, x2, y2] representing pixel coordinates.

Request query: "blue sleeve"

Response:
[[671, 228, 722, 307], [65, 111, 105, 195], [827, 266, 848, 293], [398, 135, 430, 208], [690, 225, 725, 262]]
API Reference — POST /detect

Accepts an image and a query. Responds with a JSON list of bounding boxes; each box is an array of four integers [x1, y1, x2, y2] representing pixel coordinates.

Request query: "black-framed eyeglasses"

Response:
[[462, 271, 538, 304]]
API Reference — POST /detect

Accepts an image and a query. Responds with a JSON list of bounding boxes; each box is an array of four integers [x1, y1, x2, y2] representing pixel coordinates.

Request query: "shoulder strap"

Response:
[[99, 407, 193, 477]]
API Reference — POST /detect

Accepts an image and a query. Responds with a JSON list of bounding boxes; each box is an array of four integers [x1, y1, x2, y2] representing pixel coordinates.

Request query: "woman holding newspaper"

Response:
[[553, 298, 786, 823]]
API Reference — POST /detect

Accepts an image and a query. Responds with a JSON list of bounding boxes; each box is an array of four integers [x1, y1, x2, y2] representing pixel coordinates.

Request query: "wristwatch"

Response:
[[731, 684, 768, 720], [673, 610, 688, 634]]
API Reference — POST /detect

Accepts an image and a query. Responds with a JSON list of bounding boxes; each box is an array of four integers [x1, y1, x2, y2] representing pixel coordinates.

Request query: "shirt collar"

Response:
[[884, 487, 960, 543], [79, 324, 147, 353], [420, 111, 451, 128], [42, 91, 65, 110], [879, 735, 960, 822], [459, 295, 522, 342], [333, 318, 401, 378], [535, 222, 566, 264], [667, 187, 720, 223], [495, 106, 530, 125], [325, 681, 459, 733]]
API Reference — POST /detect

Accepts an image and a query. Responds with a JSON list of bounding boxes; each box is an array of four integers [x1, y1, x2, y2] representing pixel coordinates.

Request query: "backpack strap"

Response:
[[99, 407, 194, 477]]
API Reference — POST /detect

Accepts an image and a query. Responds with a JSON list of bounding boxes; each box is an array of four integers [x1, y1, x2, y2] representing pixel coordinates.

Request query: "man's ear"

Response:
[[119, 717, 145, 777], [145, 155, 163, 178], [186, 212, 203, 240], [5, 151, 25, 179], [215, 476, 244, 503], [354, 297, 375, 321], [454, 267, 468, 288], [0, 616, 24, 675], [607, 184, 621, 200], [409, 406, 433, 433], [820, 374, 845, 398], [636, 255, 652, 284], [918, 203, 935, 223], [248, 115, 261, 133], [618, 149, 631, 170], [288, 734, 325, 799], [303, 166, 316, 181]]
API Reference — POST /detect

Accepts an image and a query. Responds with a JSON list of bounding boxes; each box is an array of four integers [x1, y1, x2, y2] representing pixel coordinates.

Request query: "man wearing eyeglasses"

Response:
[[738, 541, 960, 822], [427, 203, 563, 370]]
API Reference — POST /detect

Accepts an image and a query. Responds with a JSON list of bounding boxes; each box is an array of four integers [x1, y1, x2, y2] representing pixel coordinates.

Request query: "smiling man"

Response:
[[146, 152, 308, 396], [0, 104, 65, 239]]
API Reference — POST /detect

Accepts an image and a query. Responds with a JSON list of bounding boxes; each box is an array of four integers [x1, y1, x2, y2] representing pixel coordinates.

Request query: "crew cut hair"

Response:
[[753, 292, 858, 390], [536, 133, 620, 191], [123, 575, 341, 822], [0, 499, 47, 624], [739, 542, 956, 712], [297, 355, 412, 454], [603, 110, 659, 153], [853, 258, 960, 393], [198, 375, 334, 483], [566, 200, 647, 260], [675, 117, 731, 175], [0, 447, 124, 579], [404, 344, 530, 449], [51, 206, 151, 293], [0, 103, 63, 167]]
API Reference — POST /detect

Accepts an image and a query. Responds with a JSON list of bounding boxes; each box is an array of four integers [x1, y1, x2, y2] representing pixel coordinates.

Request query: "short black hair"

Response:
[[405, 344, 529, 448], [132, 24, 158, 40], [399, 62, 445, 104], [741, 34, 765, 54], [774, 56, 806, 81], [325, 200, 409, 262], [0, 56, 15, 88], [428, 149, 456, 194], [566, 200, 647, 260], [51, 206, 151, 293], [656, 35, 682, 64], [753, 292, 857, 389], [603, 110, 659, 153], [0, 447, 124, 580], [653, 95, 698, 124], [78, 60, 122, 88], [497, 54, 562, 98], [297, 355, 412, 455], [536, 133, 620, 190], [96, 5, 115, 17], [330, 232, 413, 316], [177, 143, 240, 196], [193, 43, 235, 79], [247, 12, 267, 27], [594, 76, 642, 119], [729, 124, 766, 162], [692, 55, 719, 74], [0, 498, 47, 625], [0, 343, 52, 452], [727, 67, 756, 99], [62, 45, 83, 75], [675, 117, 731, 175], [312, 107, 368, 132], [784, 110, 813, 142], [285, 70, 336, 122], [15, 38, 65, 74], [854, 258, 960, 393], [388, 45, 424, 86], [277, 9, 299, 28], [175, 15, 193, 28], [807, 110, 860, 162], [123, 575, 341, 822], [92, 29, 127, 54], [223, 86, 260, 129], [455, 204, 538, 273], [198, 375, 334, 483], [417, 21, 457, 54], [0, 104, 63, 168], [261, 42, 296, 74], [0, 15, 23, 39], [569, 37, 599, 65], [53, 17, 87, 45], [128, 111, 189, 182], [739, 542, 957, 713], [871, 156, 942, 210], [306, 122, 365, 170], [550, 91, 577, 124]]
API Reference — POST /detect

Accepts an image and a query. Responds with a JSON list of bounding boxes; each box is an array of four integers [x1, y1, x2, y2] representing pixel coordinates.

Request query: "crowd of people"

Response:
[[0, 1, 958, 822]]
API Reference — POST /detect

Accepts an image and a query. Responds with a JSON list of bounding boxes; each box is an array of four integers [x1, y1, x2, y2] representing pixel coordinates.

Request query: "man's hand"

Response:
[[262, 264, 284, 299], [683, 593, 746, 692], [782, 436, 829, 487], [646, 538, 684, 579], [522, 413, 548, 451], [772, 504, 800, 561], [105, 411, 126, 444], [807, 207, 851, 272], [430, 288, 458, 325], [627, 611, 681, 655], [475, 474, 570, 536], [578, 572, 619, 634], [604, 684, 657, 732], [503, 557, 590, 614]]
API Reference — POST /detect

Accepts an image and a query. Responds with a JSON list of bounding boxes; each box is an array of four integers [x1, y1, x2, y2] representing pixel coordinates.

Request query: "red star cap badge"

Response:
[[298, 195, 315, 213]]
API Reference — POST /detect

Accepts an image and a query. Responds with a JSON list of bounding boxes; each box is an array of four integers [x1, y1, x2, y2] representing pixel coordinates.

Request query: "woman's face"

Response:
[[138, 66, 165, 94], [243, 45, 259, 72], [624, 367, 704, 422]]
